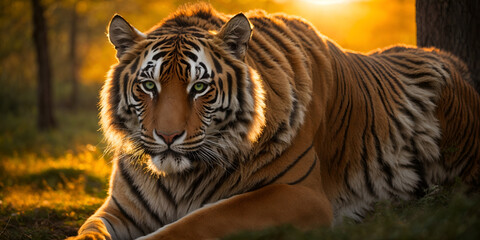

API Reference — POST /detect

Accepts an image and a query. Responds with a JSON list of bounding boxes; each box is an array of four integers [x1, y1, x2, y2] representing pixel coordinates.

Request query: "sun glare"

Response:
[[302, 0, 368, 5]]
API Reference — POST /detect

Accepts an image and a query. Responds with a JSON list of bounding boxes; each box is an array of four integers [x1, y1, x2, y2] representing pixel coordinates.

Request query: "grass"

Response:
[[0, 98, 111, 239], [1, 100, 479, 239]]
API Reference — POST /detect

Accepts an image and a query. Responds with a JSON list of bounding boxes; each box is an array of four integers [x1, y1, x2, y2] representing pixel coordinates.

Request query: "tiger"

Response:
[[68, 3, 480, 240]]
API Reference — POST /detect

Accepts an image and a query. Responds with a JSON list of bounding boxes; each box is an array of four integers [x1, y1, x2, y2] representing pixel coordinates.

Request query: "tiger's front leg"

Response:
[[136, 184, 333, 240], [67, 196, 145, 240]]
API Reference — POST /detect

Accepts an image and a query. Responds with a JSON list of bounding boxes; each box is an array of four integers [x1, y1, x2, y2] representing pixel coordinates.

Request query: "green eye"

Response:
[[143, 81, 156, 91], [193, 82, 206, 92]]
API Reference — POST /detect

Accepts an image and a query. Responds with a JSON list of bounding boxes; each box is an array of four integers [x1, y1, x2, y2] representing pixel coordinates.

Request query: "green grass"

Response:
[[0, 100, 111, 239], [0, 98, 479, 239]]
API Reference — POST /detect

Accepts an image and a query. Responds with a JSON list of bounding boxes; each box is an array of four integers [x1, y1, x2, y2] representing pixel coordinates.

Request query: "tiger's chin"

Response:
[[149, 153, 192, 175]]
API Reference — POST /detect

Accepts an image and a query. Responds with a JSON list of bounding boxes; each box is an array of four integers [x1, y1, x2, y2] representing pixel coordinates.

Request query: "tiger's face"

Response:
[[103, 13, 265, 175], [129, 37, 227, 174]]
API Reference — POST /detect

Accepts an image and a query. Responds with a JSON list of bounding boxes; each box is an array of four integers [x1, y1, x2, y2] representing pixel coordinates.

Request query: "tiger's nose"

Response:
[[155, 130, 184, 145]]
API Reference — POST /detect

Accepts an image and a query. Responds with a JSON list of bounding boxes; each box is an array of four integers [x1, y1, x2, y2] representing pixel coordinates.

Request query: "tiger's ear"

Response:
[[108, 14, 146, 59], [217, 13, 252, 60]]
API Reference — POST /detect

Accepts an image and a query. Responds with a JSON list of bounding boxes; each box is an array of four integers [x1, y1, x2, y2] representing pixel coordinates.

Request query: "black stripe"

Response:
[[248, 144, 315, 193], [102, 216, 119, 238], [331, 96, 352, 172], [159, 62, 168, 80], [143, 41, 153, 50], [217, 77, 224, 106], [183, 173, 207, 200], [130, 57, 140, 74], [371, 57, 406, 100], [365, 58, 396, 115], [373, 56, 413, 100], [329, 55, 350, 130], [151, 37, 173, 51], [122, 73, 130, 109], [183, 38, 200, 51], [380, 58, 430, 113], [453, 117, 476, 170], [152, 51, 168, 61], [355, 55, 396, 192], [250, 17, 291, 53], [111, 66, 125, 128], [118, 160, 164, 226], [250, 18, 292, 67], [352, 211, 364, 222], [350, 56, 377, 198], [226, 73, 233, 108], [111, 195, 147, 235], [366, 58, 408, 140], [183, 50, 198, 62], [156, 179, 177, 211], [232, 64, 245, 111], [288, 156, 317, 185], [263, 144, 314, 186], [202, 162, 239, 205], [356, 57, 398, 192], [266, 121, 288, 146], [248, 179, 267, 193], [248, 43, 278, 69], [333, 97, 351, 138], [210, 52, 223, 74], [199, 62, 209, 79], [459, 157, 475, 180]]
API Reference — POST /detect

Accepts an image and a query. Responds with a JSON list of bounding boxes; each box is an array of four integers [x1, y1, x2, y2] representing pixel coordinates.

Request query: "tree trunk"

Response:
[[68, 0, 79, 109], [31, 0, 56, 130], [416, 0, 480, 93]]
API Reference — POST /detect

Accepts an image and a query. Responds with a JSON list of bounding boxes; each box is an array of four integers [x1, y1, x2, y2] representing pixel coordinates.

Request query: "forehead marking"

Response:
[[139, 49, 162, 80], [187, 48, 212, 83], [139, 37, 213, 83]]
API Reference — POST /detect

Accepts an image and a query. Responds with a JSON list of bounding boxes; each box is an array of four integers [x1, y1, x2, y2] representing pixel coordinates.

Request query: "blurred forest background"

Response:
[[1, 0, 479, 239]]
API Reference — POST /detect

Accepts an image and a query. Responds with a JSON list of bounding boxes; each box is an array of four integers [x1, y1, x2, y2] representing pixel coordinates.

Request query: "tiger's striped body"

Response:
[[70, 4, 480, 240], [322, 45, 479, 221]]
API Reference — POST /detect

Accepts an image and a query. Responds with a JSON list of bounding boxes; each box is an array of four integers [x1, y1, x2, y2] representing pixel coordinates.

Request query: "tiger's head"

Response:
[[101, 8, 266, 175]]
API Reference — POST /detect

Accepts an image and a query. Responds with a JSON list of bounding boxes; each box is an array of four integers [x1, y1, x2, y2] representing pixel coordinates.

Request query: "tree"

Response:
[[416, 0, 480, 93], [68, 0, 79, 109], [31, 0, 56, 130]]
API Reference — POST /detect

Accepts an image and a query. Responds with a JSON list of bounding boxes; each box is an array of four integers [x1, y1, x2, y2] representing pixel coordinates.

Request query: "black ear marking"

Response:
[[216, 13, 253, 60], [108, 14, 146, 59]]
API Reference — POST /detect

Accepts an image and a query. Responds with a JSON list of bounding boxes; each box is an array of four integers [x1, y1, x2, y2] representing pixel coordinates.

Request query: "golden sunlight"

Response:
[[302, 0, 369, 5]]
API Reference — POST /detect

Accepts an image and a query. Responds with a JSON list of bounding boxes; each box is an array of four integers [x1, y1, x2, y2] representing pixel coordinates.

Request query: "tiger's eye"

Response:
[[193, 82, 205, 92], [143, 81, 155, 90]]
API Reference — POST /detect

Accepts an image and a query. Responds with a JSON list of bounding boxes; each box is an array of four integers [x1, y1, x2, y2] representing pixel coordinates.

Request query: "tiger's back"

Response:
[[316, 43, 480, 221]]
